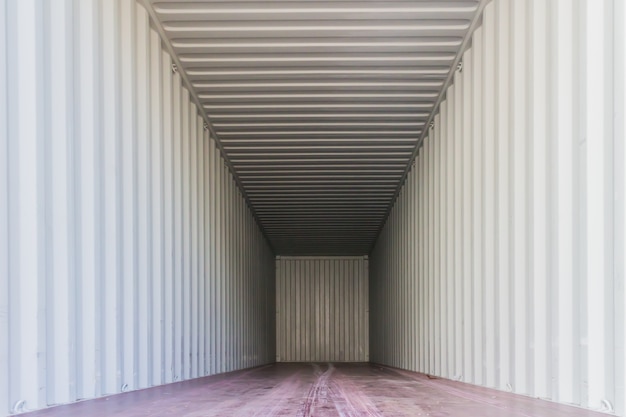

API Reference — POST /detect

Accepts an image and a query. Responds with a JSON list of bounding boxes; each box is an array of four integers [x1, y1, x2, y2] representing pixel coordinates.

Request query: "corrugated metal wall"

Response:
[[370, 0, 626, 415], [276, 257, 368, 362], [0, 0, 275, 414]]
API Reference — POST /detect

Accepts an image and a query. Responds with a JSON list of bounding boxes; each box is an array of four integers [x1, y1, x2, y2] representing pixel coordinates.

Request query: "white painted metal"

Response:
[[619, 0, 626, 413], [2, 0, 625, 416], [276, 257, 369, 363], [148, 0, 482, 255], [0, 1, 8, 414], [0, 0, 275, 414], [370, 0, 626, 415]]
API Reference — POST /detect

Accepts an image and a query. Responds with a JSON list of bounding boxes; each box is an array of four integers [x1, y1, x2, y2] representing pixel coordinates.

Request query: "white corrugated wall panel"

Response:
[[370, 0, 626, 415], [276, 256, 368, 363], [614, 0, 625, 405], [0, 0, 276, 414]]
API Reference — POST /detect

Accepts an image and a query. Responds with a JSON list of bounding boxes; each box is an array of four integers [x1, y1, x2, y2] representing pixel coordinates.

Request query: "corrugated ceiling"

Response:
[[147, 0, 481, 256]]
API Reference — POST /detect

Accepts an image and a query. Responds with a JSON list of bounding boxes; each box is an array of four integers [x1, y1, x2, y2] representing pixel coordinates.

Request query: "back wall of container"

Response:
[[276, 256, 369, 363], [370, 0, 626, 415], [0, 0, 276, 414]]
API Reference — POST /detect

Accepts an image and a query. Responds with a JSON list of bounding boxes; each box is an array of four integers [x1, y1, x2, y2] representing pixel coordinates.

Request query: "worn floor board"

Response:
[[22, 363, 609, 416]]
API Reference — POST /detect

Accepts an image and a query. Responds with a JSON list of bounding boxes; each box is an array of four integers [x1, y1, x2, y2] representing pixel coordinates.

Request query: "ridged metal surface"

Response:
[[0, 0, 275, 414], [370, 0, 626, 415], [276, 257, 369, 362], [148, 0, 482, 256]]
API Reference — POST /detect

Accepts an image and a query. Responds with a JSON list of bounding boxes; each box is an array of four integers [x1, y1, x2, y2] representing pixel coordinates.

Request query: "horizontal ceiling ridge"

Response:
[[146, 0, 484, 255]]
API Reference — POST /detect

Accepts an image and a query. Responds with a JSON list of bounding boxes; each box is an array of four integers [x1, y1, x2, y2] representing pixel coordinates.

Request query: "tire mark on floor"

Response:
[[296, 363, 335, 417]]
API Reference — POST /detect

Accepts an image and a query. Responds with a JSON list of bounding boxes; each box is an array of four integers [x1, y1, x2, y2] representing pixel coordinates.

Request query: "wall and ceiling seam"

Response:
[[370, 0, 493, 252], [137, 0, 275, 253]]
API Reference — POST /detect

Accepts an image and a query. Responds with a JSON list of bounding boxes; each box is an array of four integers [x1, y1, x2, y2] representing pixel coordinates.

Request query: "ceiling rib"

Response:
[[146, 0, 482, 256]]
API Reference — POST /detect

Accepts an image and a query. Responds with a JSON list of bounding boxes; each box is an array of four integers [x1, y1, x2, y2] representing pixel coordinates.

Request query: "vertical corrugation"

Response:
[[161, 42, 174, 387], [482, 5, 496, 389], [206, 129, 213, 373], [555, 0, 575, 404], [189, 102, 197, 380], [495, 0, 512, 393], [8, 0, 42, 409], [119, 0, 137, 393], [0, 0, 9, 413], [276, 256, 368, 362], [75, 0, 99, 401], [617, 0, 626, 413], [149, 28, 163, 388], [471, 24, 484, 387], [585, 0, 611, 409], [461, 40, 474, 384], [171, 68, 182, 383], [445, 85, 455, 381], [511, 0, 530, 395], [135, 3, 150, 389], [206, 136, 215, 376], [198, 124, 205, 376], [0, 0, 275, 413], [180, 85, 190, 381], [531, 0, 550, 398], [100, 0, 121, 397], [222, 170, 228, 369], [370, 0, 626, 415], [46, 0, 72, 405], [214, 138, 222, 373]]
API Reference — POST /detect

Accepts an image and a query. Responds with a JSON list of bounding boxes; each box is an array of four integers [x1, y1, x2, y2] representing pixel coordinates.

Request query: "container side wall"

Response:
[[369, 0, 626, 415], [276, 256, 369, 363], [0, 0, 275, 414]]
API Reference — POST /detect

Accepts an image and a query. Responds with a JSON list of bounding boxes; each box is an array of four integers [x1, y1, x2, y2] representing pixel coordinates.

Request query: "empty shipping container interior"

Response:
[[1, 0, 626, 416]]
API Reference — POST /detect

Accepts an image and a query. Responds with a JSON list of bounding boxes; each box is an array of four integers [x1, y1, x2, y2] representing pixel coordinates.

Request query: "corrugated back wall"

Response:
[[276, 257, 369, 362], [370, 0, 626, 415], [0, 0, 276, 414]]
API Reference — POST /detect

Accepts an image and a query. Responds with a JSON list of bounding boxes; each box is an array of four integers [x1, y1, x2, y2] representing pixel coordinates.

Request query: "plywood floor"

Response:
[[23, 363, 609, 417]]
